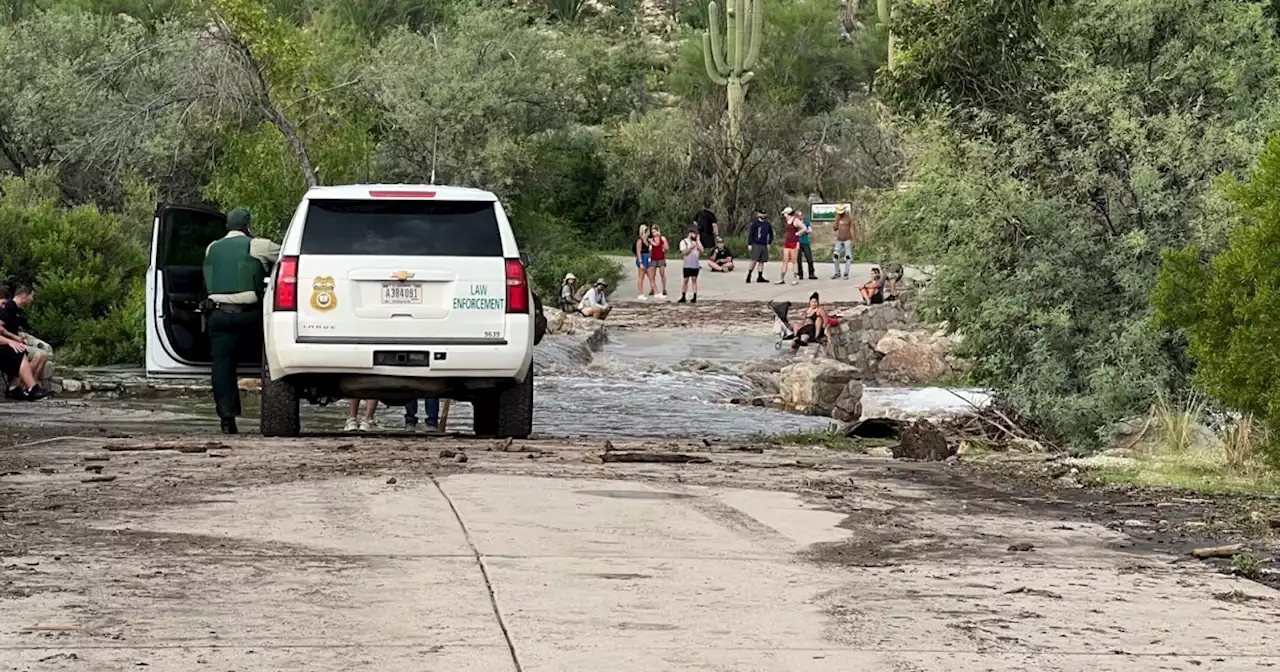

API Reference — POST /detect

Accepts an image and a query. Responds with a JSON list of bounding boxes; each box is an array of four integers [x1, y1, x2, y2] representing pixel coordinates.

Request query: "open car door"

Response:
[[145, 203, 261, 378]]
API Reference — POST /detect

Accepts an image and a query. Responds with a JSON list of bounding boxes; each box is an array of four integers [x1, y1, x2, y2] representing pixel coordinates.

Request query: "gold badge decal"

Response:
[[310, 276, 338, 312], [391, 270, 415, 282]]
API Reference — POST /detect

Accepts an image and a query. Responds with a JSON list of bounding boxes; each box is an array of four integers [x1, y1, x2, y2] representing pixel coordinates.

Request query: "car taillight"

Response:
[[505, 258, 529, 314], [274, 256, 299, 311]]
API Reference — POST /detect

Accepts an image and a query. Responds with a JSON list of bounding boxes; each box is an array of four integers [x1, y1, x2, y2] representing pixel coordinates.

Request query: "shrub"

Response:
[[1154, 135, 1280, 465], [0, 172, 147, 366], [511, 207, 622, 303]]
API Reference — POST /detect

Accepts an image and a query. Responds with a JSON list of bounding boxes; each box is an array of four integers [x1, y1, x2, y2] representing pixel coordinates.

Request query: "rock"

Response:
[[439, 449, 457, 459], [891, 419, 954, 461], [456, 452, 469, 463], [386, 477, 397, 485], [542, 308, 583, 336], [830, 380, 865, 423], [1007, 542, 1035, 552], [867, 446, 894, 458], [777, 359, 860, 417], [61, 379, 84, 394], [873, 329, 917, 356], [876, 342, 950, 385], [237, 377, 261, 392]]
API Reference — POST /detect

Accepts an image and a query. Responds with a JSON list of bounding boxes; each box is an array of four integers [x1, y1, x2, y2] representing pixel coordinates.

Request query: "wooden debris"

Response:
[[1191, 544, 1244, 559], [1004, 586, 1062, 599], [598, 452, 711, 464]]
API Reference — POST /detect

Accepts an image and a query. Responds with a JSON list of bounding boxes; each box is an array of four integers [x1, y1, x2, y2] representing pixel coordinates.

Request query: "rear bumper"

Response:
[[264, 314, 533, 382]]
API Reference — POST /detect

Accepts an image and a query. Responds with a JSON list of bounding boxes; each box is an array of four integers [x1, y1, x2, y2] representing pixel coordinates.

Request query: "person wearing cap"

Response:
[[745, 208, 774, 284], [831, 203, 856, 279], [558, 273, 580, 312], [578, 278, 613, 320], [778, 207, 803, 285], [203, 207, 282, 434]]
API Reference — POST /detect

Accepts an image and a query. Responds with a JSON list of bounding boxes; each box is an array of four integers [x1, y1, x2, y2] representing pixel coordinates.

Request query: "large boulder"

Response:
[[831, 379, 864, 423], [873, 329, 952, 385], [542, 307, 585, 336], [777, 358, 860, 416]]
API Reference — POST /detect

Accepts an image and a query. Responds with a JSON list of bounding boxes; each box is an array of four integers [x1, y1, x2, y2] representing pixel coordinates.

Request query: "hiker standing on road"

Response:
[[831, 204, 856, 279], [678, 229, 703, 303], [745, 208, 774, 284], [797, 210, 817, 280], [203, 207, 281, 435], [694, 202, 718, 252]]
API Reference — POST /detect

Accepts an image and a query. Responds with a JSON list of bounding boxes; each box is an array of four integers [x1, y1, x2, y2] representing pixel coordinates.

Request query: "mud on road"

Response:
[[3, 422, 1280, 670]]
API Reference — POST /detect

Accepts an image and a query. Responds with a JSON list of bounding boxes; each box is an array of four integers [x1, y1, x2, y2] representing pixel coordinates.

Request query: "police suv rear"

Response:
[[259, 185, 536, 438]]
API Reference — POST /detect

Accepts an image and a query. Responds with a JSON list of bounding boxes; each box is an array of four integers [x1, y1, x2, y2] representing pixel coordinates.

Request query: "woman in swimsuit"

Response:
[[778, 208, 802, 285], [635, 225, 655, 300], [792, 292, 830, 352]]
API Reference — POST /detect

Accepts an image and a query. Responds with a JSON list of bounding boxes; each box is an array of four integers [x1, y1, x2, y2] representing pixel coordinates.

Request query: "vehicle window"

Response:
[[299, 200, 503, 256], [163, 208, 226, 267]]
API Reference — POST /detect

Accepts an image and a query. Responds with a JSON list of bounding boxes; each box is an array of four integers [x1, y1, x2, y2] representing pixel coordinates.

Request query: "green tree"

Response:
[[1154, 135, 1280, 461], [878, 0, 1280, 445]]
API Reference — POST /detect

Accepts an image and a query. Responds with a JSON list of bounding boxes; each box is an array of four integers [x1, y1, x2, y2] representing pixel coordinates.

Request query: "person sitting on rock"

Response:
[[558, 273, 580, 312], [858, 268, 886, 305], [578, 278, 613, 320], [791, 292, 830, 352]]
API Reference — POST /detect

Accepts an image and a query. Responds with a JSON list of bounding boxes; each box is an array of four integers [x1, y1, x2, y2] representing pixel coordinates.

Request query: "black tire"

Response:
[[532, 292, 547, 345], [260, 351, 300, 437], [472, 368, 534, 439]]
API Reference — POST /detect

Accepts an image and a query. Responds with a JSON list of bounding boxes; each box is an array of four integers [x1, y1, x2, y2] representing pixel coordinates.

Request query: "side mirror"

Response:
[[519, 251, 532, 267]]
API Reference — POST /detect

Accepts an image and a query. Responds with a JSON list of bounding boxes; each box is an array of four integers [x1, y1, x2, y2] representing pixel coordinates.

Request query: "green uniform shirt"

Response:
[[204, 231, 281, 304]]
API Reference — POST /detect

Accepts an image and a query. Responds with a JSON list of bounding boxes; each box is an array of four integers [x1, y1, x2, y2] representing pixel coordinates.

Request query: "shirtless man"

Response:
[[831, 204, 857, 280]]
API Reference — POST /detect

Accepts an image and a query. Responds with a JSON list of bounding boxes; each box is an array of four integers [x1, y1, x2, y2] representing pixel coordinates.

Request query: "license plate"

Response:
[[381, 283, 423, 305]]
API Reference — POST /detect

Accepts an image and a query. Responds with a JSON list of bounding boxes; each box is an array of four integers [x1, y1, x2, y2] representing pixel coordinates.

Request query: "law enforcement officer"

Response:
[[203, 207, 281, 434]]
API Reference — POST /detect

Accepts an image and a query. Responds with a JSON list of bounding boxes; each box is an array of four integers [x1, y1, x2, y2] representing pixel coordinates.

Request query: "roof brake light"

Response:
[[369, 190, 436, 198]]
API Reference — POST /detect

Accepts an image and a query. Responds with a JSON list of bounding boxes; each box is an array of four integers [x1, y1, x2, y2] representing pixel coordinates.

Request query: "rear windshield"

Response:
[[299, 199, 503, 256]]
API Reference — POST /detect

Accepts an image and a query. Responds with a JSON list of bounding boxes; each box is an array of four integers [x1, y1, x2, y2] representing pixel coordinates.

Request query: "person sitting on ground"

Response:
[[858, 267, 887, 305], [707, 237, 734, 272], [790, 292, 831, 353], [558, 273, 580, 312], [0, 286, 53, 387], [579, 278, 613, 320], [1, 333, 48, 401]]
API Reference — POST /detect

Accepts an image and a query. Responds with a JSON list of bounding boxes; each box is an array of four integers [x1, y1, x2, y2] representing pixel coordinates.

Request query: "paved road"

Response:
[[604, 256, 933, 304], [2, 434, 1276, 671]]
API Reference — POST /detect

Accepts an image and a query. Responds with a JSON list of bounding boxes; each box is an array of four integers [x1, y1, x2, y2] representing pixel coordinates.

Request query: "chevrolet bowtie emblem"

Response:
[[391, 271, 415, 282]]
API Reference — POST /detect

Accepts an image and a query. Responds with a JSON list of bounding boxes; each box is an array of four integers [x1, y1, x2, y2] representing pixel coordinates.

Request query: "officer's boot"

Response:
[[220, 417, 238, 435]]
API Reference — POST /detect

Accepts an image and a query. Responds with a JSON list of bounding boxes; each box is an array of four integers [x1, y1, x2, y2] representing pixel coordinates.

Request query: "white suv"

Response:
[[145, 184, 543, 438]]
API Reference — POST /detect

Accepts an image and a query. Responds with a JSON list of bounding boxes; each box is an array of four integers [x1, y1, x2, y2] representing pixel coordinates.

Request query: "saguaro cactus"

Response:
[[877, 0, 894, 70], [702, 0, 764, 155]]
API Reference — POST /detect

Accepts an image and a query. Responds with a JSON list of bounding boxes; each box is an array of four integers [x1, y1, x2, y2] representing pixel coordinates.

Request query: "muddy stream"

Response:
[[6, 329, 990, 439]]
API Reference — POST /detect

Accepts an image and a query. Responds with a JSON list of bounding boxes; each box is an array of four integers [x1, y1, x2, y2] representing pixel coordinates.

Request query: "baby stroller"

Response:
[[771, 300, 833, 351]]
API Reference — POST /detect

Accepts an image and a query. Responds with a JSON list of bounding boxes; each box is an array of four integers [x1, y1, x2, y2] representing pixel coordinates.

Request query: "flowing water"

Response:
[[38, 330, 991, 440]]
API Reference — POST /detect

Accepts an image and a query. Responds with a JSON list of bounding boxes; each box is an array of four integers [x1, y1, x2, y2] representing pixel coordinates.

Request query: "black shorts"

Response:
[[683, 267, 700, 278], [0, 344, 22, 378]]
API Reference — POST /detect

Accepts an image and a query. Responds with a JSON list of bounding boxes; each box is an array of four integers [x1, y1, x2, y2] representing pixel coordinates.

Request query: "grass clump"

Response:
[[1090, 395, 1280, 494]]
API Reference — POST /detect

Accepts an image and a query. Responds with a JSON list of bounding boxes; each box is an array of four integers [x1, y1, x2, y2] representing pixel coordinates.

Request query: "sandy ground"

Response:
[[2, 429, 1278, 671]]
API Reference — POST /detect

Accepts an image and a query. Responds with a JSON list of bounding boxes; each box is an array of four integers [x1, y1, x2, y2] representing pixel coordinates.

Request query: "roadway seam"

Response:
[[430, 474, 523, 672]]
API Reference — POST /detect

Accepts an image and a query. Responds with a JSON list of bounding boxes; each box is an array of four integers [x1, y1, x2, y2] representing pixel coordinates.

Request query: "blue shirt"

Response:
[[748, 218, 774, 246], [799, 219, 812, 246]]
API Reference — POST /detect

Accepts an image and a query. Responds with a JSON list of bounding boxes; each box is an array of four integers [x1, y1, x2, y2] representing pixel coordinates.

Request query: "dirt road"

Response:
[[2, 429, 1277, 671]]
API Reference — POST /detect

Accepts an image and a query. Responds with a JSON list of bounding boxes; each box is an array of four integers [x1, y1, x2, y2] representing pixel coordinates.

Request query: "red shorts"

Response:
[[783, 241, 799, 249]]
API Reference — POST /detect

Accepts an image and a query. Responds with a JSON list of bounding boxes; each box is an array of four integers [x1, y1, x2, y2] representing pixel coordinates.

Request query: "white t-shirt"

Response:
[[579, 288, 608, 309]]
